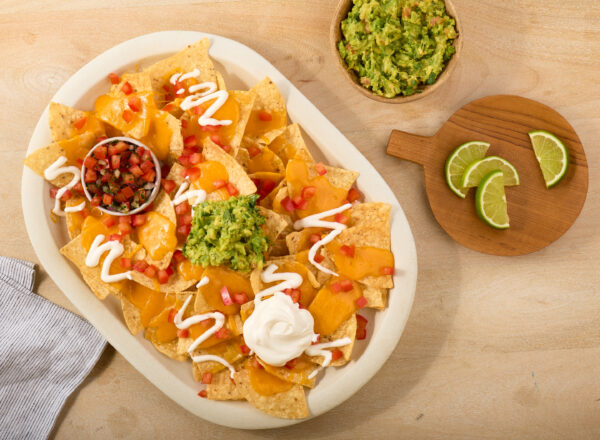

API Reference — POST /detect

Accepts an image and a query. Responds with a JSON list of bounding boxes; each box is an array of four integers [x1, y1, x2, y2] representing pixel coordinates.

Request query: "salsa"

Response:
[[338, 0, 458, 98], [83, 139, 159, 213]]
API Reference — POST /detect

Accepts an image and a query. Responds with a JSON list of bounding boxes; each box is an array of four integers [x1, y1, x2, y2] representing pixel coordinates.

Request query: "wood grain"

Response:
[[387, 95, 589, 255], [2, 0, 600, 439]]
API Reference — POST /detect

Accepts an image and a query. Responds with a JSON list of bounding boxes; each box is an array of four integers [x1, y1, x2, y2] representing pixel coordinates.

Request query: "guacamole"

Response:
[[338, 0, 458, 98], [183, 195, 269, 272]]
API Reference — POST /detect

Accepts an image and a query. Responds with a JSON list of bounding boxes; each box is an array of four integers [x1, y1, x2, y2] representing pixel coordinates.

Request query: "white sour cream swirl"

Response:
[[243, 292, 314, 367]]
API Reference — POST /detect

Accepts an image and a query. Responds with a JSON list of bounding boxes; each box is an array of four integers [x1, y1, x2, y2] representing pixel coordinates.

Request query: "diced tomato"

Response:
[[161, 103, 174, 113], [330, 349, 344, 362], [110, 154, 120, 169], [335, 213, 348, 224], [165, 266, 174, 276], [177, 224, 191, 237], [94, 146, 107, 160], [177, 329, 189, 338], [81, 207, 90, 219], [193, 106, 205, 116], [292, 195, 307, 210], [182, 146, 199, 156], [340, 279, 353, 291], [157, 269, 170, 284], [102, 194, 113, 206], [200, 124, 220, 133], [108, 233, 122, 242], [91, 195, 101, 207], [173, 250, 186, 264], [121, 81, 133, 95], [315, 162, 327, 175], [281, 196, 295, 213], [76, 158, 84, 168], [188, 152, 202, 165], [314, 253, 325, 263], [221, 144, 231, 153], [356, 314, 368, 340], [108, 72, 120, 84], [178, 155, 191, 168], [119, 215, 132, 225], [144, 265, 157, 278], [175, 201, 191, 215], [181, 119, 188, 129], [140, 160, 154, 173], [168, 308, 177, 323], [301, 186, 316, 199], [201, 372, 213, 384], [285, 288, 301, 303], [184, 135, 197, 148], [226, 182, 239, 196], [340, 245, 355, 257], [120, 257, 131, 269], [232, 292, 249, 305], [240, 344, 250, 355], [49, 187, 58, 199], [84, 169, 97, 183], [161, 179, 176, 193], [258, 111, 272, 121], [128, 96, 142, 112], [247, 145, 260, 157], [309, 234, 321, 245], [312, 335, 321, 345], [180, 214, 193, 226], [285, 358, 297, 369], [102, 215, 115, 228], [118, 222, 133, 235], [381, 266, 394, 275], [122, 109, 134, 123], [132, 214, 147, 227], [331, 282, 342, 293], [356, 296, 368, 309], [213, 180, 227, 189], [59, 189, 72, 201], [347, 187, 363, 203], [129, 153, 141, 166], [142, 170, 156, 183], [72, 182, 84, 194], [215, 328, 230, 339], [220, 286, 233, 306], [210, 134, 222, 146], [261, 179, 276, 194], [198, 390, 207, 398], [184, 167, 201, 181], [129, 165, 144, 178], [73, 116, 87, 130]]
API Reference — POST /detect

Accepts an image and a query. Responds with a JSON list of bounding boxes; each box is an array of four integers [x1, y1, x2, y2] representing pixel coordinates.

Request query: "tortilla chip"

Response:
[[192, 337, 247, 379], [144, 38, 217, 97], [206, 370, 244, 400], [237, 139, 285, 174], [166, 162, 186, 187], [202, 138, 257, 195], [59, 234, 121, 300], [235, 368, 308, 419], [145, 327, 188, 361], [349, 203, 391, 232], [110, 71, 153, 96], [285, 231, 306, 255], [130, 269, 196, 293], [48, 102, 105, 142], [257, 206, 290, 243], [140, 190, 177, 270], [268, 123, 313, 164], [162, 111, 184, 165], [227, 90, 256, 154], [258, 177, 286, 210], [362, 284, 388, 310], [257, 355, 318, 388], [120, 295, 143, 335], [64, 197, 88, 239], [23, 132, 96, 187], [244, 77, 287, 145], [308, 314, 356, 367]]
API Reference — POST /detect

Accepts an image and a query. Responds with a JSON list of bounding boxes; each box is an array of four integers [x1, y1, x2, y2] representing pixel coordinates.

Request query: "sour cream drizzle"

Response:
[[43, 156, 82, 217], [85, 235, 132, 283], [64, 201, 86, 213], [180, 90, 232, 126], [196, 276, 210, 288], [253, 264, 303, 304], [171, 181, 207, 207], [174, 294, 235, 378], [293, 203, 353, 276], [305, 337, 352, 368]]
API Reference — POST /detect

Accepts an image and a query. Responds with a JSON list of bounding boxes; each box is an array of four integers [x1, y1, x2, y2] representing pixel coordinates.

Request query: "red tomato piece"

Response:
[[356, 296, 367, 309], [232, 292, 249, 305], [210, 134, 222, 146], [118, 222, 133, 235], [220, 286, 233, 306], [335, 213, 348, 224], [110, 154, 120, 169], [122, 109, 134, 123], [258, 111, 272, 121], [226, 183, 239, 196], [102, 194, 113, 206], [157, 269, 170, 284], [144, 265, 157, 279], [215, 328, 230, 339], [301, 186, 316, 199], [340, 279, 353, 291], [213, 180, 227, 189], [175, 201, 191, 215], [132, 213, 147, 227], [102, 215, 115, 228], [331, 349, 343, 361], [331, 282, 342, 293], [240, 344, 250, 355], [247, 145, 260, 157], [347, 187, 363, 203], [84, 169, 97, 183], [177, 329, 189, 338], [314, 162, 327, 175], [184, 135, 197, 148], [201, 372, 213, 385], [91, 195, 101, 207], [188, 152, 202, 165], [121, 81, 133, 95], [120, 257, 131, 269], [128, 96, 142, 112], [198, 390, 207, 398], [381, 266, 394, 275], [161, 179, 176, 193], [281, 196, 295, 213], [108, 234, 122, 242], [356, 314, 368, 340], [314, 253, 325, 263], [108, 73, 120, 84], [73, 116, 87, 130], [94, 146, 107, 160], [340, 245, 355, 257], [173, 250, 186, 264]]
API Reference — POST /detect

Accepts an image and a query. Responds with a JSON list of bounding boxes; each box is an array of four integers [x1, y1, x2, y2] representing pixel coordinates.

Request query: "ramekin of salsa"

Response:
[[81, 137, 161, 215]]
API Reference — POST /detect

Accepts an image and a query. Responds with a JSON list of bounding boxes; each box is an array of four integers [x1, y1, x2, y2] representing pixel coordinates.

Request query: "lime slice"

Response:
[[445, 141, 490, 198], [475, 170, 509, 229], [461, 156, 520, 188], [528, 130, 569, 188]]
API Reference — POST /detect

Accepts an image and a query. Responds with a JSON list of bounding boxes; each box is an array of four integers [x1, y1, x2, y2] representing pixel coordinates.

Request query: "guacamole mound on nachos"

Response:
[[24, 38, 396, 420], [338, 0, 458, 98]]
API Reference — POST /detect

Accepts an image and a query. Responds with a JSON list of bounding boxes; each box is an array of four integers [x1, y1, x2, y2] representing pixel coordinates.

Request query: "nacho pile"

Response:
[[24, 39, 395, 419]]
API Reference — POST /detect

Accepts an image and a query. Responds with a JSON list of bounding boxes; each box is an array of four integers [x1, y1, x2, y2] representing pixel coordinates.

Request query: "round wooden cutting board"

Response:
[[386, 95, 588, 256]]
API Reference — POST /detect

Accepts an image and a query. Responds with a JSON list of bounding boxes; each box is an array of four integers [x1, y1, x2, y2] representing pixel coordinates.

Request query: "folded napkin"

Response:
[[0, 257, 106, 440]]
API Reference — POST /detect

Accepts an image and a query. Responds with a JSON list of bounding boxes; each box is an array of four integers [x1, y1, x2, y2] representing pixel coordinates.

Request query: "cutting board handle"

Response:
[[386, 129, 433, 167]]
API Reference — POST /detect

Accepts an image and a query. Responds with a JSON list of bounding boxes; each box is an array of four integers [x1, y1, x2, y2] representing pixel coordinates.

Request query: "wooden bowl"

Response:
[[330, 0, 463, 104]]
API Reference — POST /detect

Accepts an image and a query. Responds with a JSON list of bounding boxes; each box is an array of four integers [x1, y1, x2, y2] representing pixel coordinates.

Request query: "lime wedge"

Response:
[[475, 170, 509, 229], [528, 130, 569, 188], [461, 156, 520, 188], [445, 141, 490, 198]]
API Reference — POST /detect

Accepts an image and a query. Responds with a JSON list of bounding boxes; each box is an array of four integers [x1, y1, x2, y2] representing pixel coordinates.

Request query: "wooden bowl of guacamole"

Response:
[[331, 0, 462, 103]]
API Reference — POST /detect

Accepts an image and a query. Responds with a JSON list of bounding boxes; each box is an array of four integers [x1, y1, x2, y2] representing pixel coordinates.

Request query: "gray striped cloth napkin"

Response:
[[0, 257, 106, 440]]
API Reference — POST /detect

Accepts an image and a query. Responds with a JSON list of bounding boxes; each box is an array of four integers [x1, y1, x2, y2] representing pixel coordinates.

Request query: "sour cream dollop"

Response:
[[243, 292, 314, 367]]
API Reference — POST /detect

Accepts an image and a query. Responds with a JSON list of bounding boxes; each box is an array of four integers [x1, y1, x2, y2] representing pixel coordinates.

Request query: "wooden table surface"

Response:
[[2, 1, 599, 438]]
